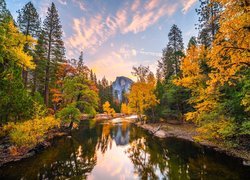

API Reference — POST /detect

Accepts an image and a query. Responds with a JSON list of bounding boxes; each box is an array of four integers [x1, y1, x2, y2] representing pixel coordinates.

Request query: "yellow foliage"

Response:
[[174, 45, 207, 90], [8, 116, 60, 148], [208, 0, 250, 86], [103, 101, 116, 117], [128, 81, 159, 118], [0, 20, 36, 69], [174, 45, 218, 123], [0, 122, 15, 137], [121, 103, 131, 115]]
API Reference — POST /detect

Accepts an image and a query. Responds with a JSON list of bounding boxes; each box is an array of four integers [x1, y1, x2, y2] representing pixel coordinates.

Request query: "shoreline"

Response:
[[0, 127, 68, 167], [0, 114, 124, 167], [134, 122, 250, 165]]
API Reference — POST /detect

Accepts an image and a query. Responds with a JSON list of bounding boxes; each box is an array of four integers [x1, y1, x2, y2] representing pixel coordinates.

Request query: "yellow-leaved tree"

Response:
[[0, 19, 35, 70], [173, 45, 217, 124], [128, 70, 159, 122], [121, 103, 131, 115], [208, 0, 249, 86], [103, 101, 116, 117]]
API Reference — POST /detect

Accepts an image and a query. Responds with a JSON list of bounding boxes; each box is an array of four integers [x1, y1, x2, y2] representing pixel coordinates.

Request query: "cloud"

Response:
[[72, 0, 86, 11], [131, 0, 140, 11], [67, 14, 117, 53], [182, 0, 197, 14], [139, 50, 161, 57], [65, 0, 197, 60], [66, 0, 181, 55], [57, 0, 67, 5], [123, 1, 178, 34]]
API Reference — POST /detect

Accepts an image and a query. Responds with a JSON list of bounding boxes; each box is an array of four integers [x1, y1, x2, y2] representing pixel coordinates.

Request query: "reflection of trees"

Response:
[[96, 121, 131, 153], [96, 123, 113, 153], [1, 121, 248, 179], [35, 126, 99, 179], [126, 137, 169, 179], [187, 154, 240, 179]]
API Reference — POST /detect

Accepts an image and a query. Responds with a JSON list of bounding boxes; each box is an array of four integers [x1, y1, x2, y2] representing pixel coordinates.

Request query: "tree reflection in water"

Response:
[[0, 119, 249, 179]]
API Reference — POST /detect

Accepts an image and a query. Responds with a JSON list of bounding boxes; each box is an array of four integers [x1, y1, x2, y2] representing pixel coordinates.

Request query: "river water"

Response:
[[0, 117, 249, 179]]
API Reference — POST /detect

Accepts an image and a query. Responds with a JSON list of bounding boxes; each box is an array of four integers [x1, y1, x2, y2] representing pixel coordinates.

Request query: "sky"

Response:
[[6, 0, 199, 81]]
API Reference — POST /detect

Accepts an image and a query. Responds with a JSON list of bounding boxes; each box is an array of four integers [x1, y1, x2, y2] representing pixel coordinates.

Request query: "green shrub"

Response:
[[57, 104, 81, 124], [240, 121, 250, 135]]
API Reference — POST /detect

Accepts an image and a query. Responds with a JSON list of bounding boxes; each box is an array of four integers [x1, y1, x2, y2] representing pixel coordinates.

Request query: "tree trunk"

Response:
[[32, 69, 37, 95], [44, 31, 52, 107]]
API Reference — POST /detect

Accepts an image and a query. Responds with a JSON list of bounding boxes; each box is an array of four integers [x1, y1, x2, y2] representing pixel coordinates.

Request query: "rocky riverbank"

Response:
[[135, 122, 250, 165]]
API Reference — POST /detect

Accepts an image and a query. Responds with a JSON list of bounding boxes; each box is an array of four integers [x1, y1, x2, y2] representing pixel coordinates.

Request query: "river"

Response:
[[0, 117, 249, 179]]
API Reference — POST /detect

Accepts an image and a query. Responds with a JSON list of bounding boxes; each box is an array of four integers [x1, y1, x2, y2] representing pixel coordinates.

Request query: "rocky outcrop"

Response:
[[112, 76, 133, 102]]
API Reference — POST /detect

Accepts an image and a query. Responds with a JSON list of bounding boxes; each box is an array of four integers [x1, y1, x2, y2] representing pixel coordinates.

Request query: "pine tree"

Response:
[[78, 51, 84, 68], [17, 1, 40, 88], [161, 46, 175, 79], [32, 33, 46, 94], [40, 3, 65, 106], [159, 24, 184, 79], [196, 0, 221, 47], [0, 0, 12, 21], [187, 36, 197, 50], [167, 24, 184, 75]]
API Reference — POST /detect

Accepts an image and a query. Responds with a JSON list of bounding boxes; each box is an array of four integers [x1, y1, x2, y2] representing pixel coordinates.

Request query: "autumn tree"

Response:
[[0, 11, 36, 122], [174, 0, 250, 139], [121, 103, 131, 115], [103, 101, 116, 117], [128, 66, 159, 122]]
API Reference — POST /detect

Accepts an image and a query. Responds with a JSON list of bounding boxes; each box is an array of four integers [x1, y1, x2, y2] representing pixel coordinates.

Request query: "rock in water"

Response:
[[112, 76, 133, 102]]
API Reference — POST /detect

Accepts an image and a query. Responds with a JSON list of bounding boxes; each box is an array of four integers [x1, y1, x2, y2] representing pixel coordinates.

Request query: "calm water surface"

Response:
[[0, 117, 250, 179]]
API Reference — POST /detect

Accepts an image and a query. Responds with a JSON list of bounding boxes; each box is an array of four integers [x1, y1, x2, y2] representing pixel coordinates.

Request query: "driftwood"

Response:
[[150, 125, 162, 135]]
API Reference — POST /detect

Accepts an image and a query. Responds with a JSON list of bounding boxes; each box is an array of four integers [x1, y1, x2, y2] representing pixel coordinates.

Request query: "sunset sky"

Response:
[[6, 0, 199, 81]]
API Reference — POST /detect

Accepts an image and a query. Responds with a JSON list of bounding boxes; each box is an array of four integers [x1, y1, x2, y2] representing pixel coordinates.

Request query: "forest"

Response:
[[0, 0, 249, 171]]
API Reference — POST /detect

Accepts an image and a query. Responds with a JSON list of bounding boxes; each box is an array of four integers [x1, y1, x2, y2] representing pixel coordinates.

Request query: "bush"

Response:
[[240, 121, 250, 135], [9, 116, 60, 148], [196, 117, 236, 140], [57, 104, 81, 124], [0, 122, 15, 137]]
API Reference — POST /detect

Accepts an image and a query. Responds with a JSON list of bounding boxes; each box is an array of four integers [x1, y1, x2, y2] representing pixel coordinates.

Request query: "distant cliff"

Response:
[[112, 76, 133, 102]]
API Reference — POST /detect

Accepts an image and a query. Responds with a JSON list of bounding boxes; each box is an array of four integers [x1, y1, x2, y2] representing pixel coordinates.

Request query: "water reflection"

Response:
[[0, 118, 249, 179]]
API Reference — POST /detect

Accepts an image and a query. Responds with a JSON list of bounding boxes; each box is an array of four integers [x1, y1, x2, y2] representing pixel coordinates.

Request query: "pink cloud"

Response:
[[131, 0, 140, 11], [65, 0, 197, 57], [181, 0, 197, 14]]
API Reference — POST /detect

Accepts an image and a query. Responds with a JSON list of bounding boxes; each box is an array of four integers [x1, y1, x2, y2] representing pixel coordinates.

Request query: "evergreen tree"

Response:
[[196, 0, 221, 47], [32, 33, 46, 94], [167, 24, 184, 75], [155, 24, 189, 121], [0, 0, 12, 21], [160, 46, 174, 79], [40, 3, 65, 106], [17, 1, 40, 88], [78, 51, 84, 68], [187, 36, 197, 50]]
